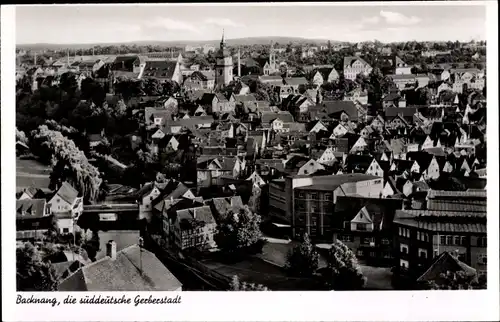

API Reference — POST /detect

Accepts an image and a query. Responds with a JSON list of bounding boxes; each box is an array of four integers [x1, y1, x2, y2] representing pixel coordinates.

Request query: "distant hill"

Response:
[[17, 36, 344, 51]]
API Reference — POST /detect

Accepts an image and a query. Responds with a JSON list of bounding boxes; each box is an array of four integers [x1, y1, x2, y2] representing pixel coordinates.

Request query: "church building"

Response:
[[215, 30, 233, 88]]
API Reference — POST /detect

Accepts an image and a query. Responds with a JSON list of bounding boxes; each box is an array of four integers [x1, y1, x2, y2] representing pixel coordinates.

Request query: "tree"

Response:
[[59, 72, 78, 94], [285, 233, 319, 277], [16, 242, 58, 291], [421, 271, 486, 290], [229, 275, 269, 291], [214, 206, 265, 256], [321, 240, 367, 290], [31, 125, 103, 202], [163, 80, 180, 96], [144, 78, 163, 96]]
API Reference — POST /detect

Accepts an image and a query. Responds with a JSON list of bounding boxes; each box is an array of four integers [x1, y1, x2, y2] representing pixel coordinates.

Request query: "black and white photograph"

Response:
[[4, 1, 497, 300]]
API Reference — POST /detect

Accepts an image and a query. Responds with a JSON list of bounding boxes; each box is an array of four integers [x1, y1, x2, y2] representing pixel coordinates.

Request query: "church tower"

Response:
[[269, 41, 276, 72], [215, 30, 233, 88]]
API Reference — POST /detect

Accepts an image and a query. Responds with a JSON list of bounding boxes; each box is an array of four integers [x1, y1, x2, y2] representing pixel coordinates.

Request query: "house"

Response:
[[395, 56, 412, 75], [343, 56, 372, 81], [47, 182, 83, 218], [183, 70, 215, 90], [311, 67, 340, 87], [381, 176, 401, 198], [59, 242, 182, 291], [145, 107, 173, 127], [18, 187, 45, 200], [196, 156, 241, 187], [198, 93, 235, 114], [163, 205, 217, 250], [288, 174, 384, 237], [332, 196, 403, 266], [315, 147, 338, 166], [393, 208, 486, 279], [365, 158, 385, 178], [111, 55, 146, 79], [309, 120, 329, 134], [388, 74, 417, 90], [344, 88, 369, 106], [136, 182, 163, 221], [349, 136, 369, 153], [297, 159, 325, 176], [16, 199, 53, 240]]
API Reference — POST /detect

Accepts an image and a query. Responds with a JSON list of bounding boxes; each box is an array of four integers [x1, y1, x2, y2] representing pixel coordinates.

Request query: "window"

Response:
[[62, 228, 69, 233], [298, 192, 305, 198], [440, 235, 446, 245], [356, 223, 367, 231], [418, 248, 427, 259], [357, 250, 364, 257], [381, 238, 390, 245], [446, 236, 453, 245], [340, 235, 353, 242], [400, 244, 408, 254], [311, 205, 317, 213], [400, 259, 409, 269], [477, 237, 487, 247], [383, 251, 392, 259], [311, 216, 318, 226], [454, 236, 460, 246], [460, 236, 467, 246], [417, 231, 421, 241], [324, 194, 332, 201], [363, 237, 374, 245], [370, 252, 376, 257], [343, 221, 351, 229], [311, 193, 318, 200], [478, 254, 487, 265]]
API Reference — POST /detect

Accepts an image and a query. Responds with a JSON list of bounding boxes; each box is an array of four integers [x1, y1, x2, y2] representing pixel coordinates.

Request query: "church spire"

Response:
[[221, 29, 225, 48]]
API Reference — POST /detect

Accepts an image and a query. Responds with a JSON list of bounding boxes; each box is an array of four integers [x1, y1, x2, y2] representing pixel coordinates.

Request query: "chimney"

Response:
[[106, 240, 117, 260]]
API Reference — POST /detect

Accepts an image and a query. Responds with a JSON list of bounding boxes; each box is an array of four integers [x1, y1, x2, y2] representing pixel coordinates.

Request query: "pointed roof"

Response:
[[417, 251, 477, 283]]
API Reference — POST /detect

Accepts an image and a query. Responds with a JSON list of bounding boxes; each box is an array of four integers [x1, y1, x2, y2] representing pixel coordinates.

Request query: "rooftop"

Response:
[[58, 244, 182, 291]]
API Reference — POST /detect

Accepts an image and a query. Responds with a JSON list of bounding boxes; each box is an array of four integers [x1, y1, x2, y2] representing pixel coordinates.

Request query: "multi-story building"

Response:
[[269, 174, 384, 239], [343, 56, 372, 81], [393, 189, 487, 281], [333, 196, 404, 266], [163, 205, 217, 250]]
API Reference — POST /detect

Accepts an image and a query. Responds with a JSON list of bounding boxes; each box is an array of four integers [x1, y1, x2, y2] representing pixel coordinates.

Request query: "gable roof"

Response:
[[16, 199, 46, 218], [344, 56, 370, 69], [320, 101, 358, 121], [417, 251, 477, 283], [55, 182, 79, 204], [58, 245, 182, 291]]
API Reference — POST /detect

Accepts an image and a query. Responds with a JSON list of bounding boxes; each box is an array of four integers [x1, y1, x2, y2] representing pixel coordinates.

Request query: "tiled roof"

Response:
[[394, 209, 486, 233], [142, 61, 178, 79], [343, 56, 370, 68], [56, 182, 79, 204], [427, 189, 486, 199], [320, 101, 358, 121], [16, 199, 46, 218], [58, 245, 182, 291], [385, 107, 417, 118]]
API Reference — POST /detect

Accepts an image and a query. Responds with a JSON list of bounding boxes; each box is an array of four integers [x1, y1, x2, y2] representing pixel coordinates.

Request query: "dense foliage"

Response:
[[285, 233, 320, 277], [214, 206, 266, 256], [321, 241, 367, 290], [31, 125, 103, 202], [229, 275, 269, 291], [16, 242, 58, 291]]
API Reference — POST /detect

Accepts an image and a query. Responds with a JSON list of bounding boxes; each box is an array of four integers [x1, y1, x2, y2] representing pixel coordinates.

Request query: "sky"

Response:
[[16, 4, 487, 44]]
